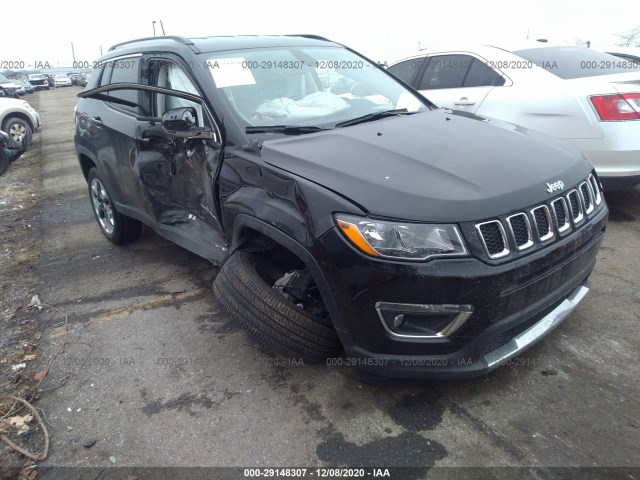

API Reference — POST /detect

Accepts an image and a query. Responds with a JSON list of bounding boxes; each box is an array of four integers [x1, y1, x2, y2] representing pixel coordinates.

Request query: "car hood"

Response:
[[260, 109, 592, 222], [0, 98, 26, 108]]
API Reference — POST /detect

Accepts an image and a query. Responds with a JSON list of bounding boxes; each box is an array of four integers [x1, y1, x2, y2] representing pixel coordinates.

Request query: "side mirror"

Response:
[[161, 107, 216, 140]]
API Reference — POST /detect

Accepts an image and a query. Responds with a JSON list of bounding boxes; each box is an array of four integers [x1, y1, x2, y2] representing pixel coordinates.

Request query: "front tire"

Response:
[[87, 168, 142, 244], [2, 117, 32, 148], [213, 251, 341, 363]]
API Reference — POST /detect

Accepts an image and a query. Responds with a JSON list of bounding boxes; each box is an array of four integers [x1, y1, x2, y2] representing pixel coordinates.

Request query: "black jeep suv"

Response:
[[74, 35, 608, 379]]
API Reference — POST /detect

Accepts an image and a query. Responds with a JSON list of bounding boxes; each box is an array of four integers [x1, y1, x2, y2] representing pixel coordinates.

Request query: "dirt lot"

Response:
[[1, 87, 639, 479]]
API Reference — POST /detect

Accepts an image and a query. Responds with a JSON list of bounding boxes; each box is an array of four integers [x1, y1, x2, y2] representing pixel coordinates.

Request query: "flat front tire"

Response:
[[213, 251, 341, 363]]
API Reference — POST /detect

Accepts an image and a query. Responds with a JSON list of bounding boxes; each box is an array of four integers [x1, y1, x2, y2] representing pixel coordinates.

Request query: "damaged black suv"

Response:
[[74, 35, 608, 379]]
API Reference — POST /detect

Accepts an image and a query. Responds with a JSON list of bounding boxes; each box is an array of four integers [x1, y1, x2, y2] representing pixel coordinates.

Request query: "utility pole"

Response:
[[71, 42, 76, 64], [160, 20, 166, 35], [100, 45, 103, 55], [152, 21, 157, 37]]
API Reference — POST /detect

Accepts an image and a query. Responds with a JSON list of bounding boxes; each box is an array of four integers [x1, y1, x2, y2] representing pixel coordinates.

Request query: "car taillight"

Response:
[[590, 93, 640, 121]]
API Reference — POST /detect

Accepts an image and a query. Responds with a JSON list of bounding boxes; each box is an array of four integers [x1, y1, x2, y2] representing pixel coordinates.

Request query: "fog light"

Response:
[[393, 314, 405, 328], [375, 302, 474, 339]]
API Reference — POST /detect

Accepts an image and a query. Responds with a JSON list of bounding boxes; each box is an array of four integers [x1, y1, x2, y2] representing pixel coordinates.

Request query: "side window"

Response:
[[387, 59, 422, 85], [418, 55, 473, 90], [464, 59, 505, 87], [151, 61, 206, 127], [99, 65, 111, 87], [108, 58, 141, 113]]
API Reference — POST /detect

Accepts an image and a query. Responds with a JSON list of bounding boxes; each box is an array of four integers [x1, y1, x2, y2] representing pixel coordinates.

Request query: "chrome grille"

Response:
[[475, 174, 603, 259], [580, 181, 595, 215], [551, 197, 571, 234], [531, 205, 554, 242], [588, 174, 602, 206], [507, 213, 533, 250], [567, 189, 584, 224], [476, 221, 509, 259]]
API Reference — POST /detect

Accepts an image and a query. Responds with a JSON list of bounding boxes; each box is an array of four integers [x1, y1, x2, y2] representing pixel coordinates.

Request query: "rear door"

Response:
[[415, 54, 505, 113], [76, 55, 150, 213]]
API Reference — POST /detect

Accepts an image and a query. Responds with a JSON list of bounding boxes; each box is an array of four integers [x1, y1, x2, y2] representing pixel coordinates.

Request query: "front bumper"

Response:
[[315, 203, 607, 379]]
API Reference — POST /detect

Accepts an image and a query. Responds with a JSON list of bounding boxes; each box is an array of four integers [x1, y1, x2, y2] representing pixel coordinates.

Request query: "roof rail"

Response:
[[109, 36, 196, 52], [285, 34, 332, 42]]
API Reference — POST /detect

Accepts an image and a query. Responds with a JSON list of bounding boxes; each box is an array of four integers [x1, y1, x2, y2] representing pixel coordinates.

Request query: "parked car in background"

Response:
[[74, 35, 607, 379], [44, 74, 55, 87], [0, 85, 19, 98], [601, 46, 640, 67], [54, 74, 72, 87], [78, 72, 91, 87], [27, 73, 50, 90], [18, 80, 35, 94], [0, 73, 22, 97], [69, 73, 80, 85], [0, 96, 41, 146], [389, 44, 640, 188]]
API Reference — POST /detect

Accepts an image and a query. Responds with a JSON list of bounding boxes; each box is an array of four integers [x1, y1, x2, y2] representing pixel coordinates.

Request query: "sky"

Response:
[[1, 0, 638, 69]]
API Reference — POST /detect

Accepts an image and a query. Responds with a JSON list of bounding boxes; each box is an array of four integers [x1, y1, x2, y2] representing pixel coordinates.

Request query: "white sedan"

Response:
[[54, 75, 72, 87], [389, 44, 640, 188]]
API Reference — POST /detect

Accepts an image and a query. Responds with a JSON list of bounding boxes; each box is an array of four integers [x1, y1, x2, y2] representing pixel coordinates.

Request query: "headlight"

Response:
[[335, 214, 467, 260]]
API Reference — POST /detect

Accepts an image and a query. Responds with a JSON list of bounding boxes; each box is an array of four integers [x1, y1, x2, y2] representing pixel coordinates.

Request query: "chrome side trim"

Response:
[[475, 220, 510, 259], [506, 213, 534, 250], [484, 284, 590, 369], [375, 302, 474, 339]]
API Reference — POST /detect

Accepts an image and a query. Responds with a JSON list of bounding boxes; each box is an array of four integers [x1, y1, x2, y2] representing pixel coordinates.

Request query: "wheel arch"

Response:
[[229, 214, 353, 348], [77, 151, 97, 181], [1, 112, 35, 132]]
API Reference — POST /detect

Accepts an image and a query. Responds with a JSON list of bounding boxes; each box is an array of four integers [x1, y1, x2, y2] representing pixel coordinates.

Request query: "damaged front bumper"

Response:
[[314, 204, 607, 379]]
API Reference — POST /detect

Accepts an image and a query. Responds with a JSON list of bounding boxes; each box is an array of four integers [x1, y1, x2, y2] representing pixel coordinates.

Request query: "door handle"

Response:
[[91, 116, 103, 126], [454, 97, 475, 106]]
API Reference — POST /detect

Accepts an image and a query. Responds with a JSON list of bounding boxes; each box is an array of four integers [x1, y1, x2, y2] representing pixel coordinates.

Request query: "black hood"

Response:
[[260, 109, 592, 222]]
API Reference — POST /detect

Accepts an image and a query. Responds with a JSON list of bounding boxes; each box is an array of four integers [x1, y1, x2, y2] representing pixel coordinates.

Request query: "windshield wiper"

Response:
[[334, 109, 413, 128], [245, 125, 328, 135]]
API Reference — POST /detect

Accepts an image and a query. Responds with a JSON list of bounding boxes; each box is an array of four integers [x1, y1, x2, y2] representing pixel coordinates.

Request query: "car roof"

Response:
[[393, 41, 584, 62], [105, 35, 340, 58]]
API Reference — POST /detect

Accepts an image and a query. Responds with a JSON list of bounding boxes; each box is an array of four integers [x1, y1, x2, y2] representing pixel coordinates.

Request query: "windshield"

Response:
[[513, 46, 640, 79], [203, 46, 427, 131], [0, 73, 11, 83]]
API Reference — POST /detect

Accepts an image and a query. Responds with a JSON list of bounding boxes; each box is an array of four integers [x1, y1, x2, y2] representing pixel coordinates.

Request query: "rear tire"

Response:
[[87, 168, 142, 244], [213, 251, 341, 363]]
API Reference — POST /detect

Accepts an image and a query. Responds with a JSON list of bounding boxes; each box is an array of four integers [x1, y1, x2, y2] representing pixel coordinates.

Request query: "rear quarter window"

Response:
[[100, 57, 143, 114]]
